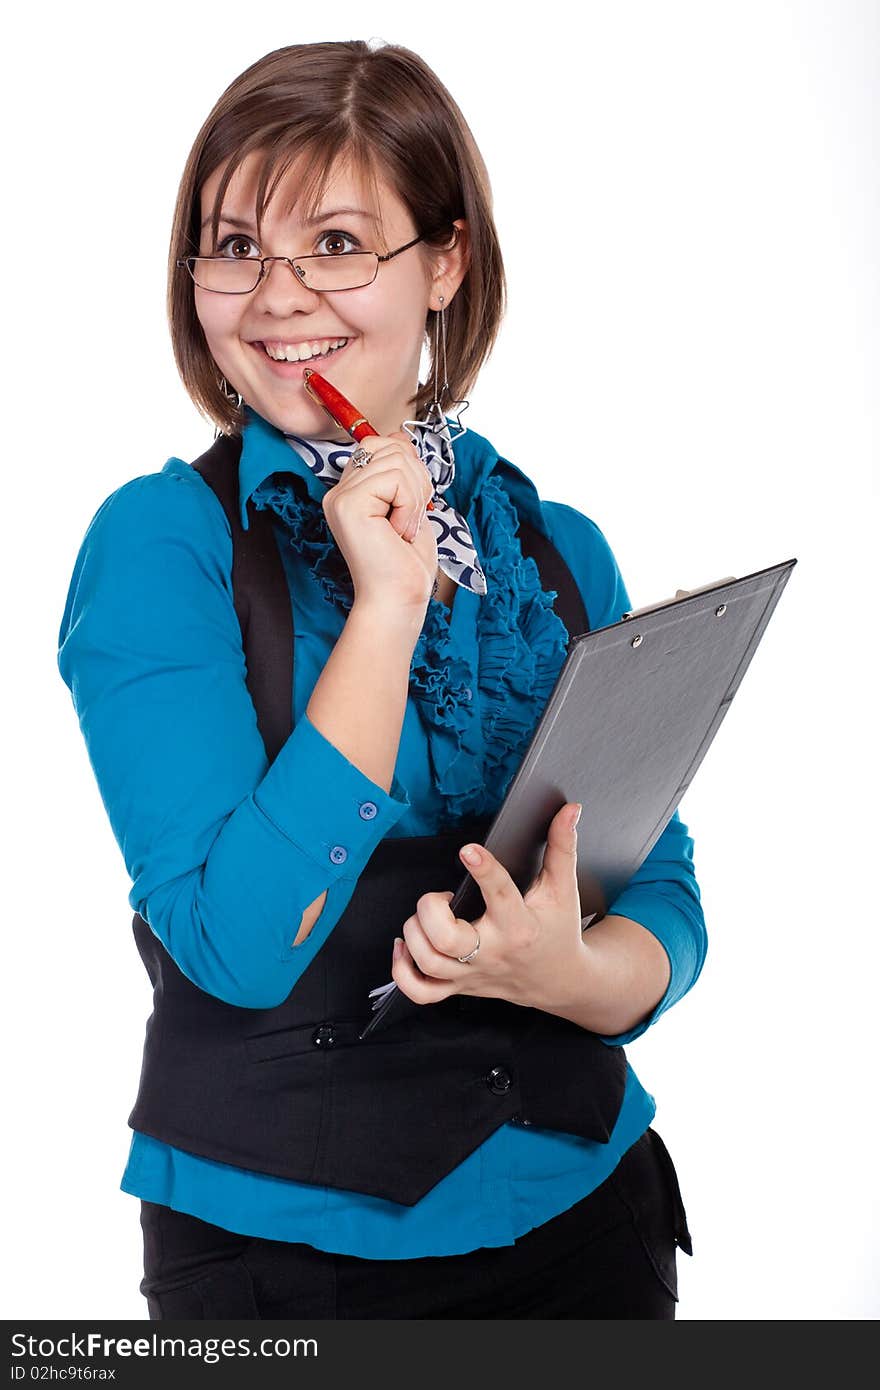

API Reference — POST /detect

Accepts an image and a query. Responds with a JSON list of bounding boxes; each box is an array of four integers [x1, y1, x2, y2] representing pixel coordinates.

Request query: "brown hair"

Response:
[[167, 40, 507, 436]]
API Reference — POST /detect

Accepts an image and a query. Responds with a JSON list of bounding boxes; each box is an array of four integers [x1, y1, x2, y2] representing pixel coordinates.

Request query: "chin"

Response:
[[245, 390, 311, 429]]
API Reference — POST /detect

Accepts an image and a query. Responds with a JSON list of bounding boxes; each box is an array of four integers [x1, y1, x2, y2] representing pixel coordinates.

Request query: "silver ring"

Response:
[[456, 926, 480, 964], [350, 446, 371, 469]]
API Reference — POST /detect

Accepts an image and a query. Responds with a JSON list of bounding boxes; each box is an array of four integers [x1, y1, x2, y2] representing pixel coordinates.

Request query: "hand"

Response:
[[321, 431, 437, 611], [391, 802, 586, 1011]]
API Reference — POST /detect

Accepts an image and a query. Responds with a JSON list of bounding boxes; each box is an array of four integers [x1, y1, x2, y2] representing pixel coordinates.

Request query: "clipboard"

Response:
[[360, 556, 796, 1040]]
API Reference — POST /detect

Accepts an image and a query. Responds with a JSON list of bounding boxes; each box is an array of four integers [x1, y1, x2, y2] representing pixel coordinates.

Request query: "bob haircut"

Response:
[[168, 40, 507, 437]]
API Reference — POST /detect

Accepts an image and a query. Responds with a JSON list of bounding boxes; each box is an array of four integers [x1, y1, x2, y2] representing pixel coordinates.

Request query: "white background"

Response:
[[4, 0, 877, 1320]]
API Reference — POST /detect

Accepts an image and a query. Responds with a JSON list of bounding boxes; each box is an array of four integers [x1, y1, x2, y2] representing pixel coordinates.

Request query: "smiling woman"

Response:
[[57, 37, 705, 1322]]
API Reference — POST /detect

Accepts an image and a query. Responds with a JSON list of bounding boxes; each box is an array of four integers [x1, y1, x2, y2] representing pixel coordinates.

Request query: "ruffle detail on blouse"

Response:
[[467, 475, 571, 816], [407, 596, 484, 824], [250, 474, 355, 611], [412, 474, 572, 827]]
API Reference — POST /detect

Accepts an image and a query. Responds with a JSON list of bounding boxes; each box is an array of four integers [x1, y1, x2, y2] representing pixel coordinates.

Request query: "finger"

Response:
[[341, 435, 390, 460], [386, 432, 435, 507], [537, 802, 582, 897], [392, 935, 456, 1006], [386, 440, 435, 536], [345, 442, 432, 537], [404, 501, 426, 544], [413, 890, 475, 960], [356, 435, 421, 478], [402, 913, 461, 981], [458, 839, 519, 912], [340, 455, 425, 537]]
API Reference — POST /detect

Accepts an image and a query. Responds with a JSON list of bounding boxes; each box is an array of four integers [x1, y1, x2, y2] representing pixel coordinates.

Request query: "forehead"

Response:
[[199, 148, 408, 236]]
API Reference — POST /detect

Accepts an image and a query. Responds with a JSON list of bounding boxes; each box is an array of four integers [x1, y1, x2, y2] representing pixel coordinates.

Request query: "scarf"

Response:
[[282, 421, 488, 597]]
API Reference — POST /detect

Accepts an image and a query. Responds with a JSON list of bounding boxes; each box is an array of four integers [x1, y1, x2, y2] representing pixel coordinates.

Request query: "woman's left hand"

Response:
[[391, 802, 585, 1011]]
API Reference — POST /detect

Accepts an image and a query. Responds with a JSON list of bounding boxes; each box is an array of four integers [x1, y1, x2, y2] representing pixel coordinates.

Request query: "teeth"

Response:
[[263, 338, 348, 362]]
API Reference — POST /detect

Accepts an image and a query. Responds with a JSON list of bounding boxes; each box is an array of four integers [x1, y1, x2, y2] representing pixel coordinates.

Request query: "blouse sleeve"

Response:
[[539, 499, 708, 1044], [57, 464, 410, 1010]]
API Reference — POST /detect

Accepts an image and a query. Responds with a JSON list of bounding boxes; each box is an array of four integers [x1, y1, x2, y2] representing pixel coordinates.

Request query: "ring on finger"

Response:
[[456, 925, 481, 964], [350, 447, 371, 468]]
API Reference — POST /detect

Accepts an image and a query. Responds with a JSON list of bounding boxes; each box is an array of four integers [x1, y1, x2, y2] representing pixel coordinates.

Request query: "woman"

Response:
[[57, 39, 705, 1319]]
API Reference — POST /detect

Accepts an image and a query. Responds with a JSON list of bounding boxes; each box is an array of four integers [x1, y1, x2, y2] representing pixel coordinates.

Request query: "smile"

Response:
[[249, 337, 352, 378], [258, 337, 349, 362]]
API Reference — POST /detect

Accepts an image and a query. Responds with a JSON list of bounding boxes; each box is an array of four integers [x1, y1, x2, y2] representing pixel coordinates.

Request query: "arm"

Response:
[[538, 811, 705, 1040], [295, 594, 424, 940], [57, 464, 416, 1009], [548, 923, 672, 1039]]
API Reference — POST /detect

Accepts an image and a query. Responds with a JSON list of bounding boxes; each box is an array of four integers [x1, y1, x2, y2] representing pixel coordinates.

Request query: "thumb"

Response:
[[540, 802, 581, 889]]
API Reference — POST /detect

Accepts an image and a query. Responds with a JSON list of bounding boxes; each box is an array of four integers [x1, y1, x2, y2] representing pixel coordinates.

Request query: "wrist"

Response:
[[534, 938, 607, 1031], [536, 916, 671, 1036], [349, 595, 426, 643]]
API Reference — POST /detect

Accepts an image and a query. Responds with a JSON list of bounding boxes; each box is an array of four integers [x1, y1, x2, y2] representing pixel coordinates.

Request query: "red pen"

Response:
[[303, 368, 434, 509]]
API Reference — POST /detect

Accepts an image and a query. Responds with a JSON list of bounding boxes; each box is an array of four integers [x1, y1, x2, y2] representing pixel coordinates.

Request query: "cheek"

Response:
[[194, 290, 242, 345], [346, 277, 428, 341]]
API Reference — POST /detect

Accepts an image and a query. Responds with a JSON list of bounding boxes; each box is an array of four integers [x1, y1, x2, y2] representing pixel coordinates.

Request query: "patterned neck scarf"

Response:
[[282, 422, 487, 596]]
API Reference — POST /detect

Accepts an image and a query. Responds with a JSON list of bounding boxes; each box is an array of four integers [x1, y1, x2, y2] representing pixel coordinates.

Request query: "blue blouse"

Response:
[[57, 407, 706, 1259]]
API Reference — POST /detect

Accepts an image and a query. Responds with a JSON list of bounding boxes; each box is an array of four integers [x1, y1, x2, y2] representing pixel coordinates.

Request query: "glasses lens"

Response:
[[298, 253, 378, 292], [188, 258, 261, 293], [185, 252, 380, 293]]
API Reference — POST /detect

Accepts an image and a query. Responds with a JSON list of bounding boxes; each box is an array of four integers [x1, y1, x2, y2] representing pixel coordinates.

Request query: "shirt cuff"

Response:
[[595, 887, 706, 1046], [252, 710, 410, 884]]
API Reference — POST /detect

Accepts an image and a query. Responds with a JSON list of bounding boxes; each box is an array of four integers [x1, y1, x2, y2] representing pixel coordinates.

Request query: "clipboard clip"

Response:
[[621, 576, 737, 622]]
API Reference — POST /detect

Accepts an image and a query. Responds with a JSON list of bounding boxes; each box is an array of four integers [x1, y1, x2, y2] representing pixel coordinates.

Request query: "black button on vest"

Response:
[[127, 432, 627, 1206], [486, 1066, 513, 1094], [311, 1024, 336, 1048]]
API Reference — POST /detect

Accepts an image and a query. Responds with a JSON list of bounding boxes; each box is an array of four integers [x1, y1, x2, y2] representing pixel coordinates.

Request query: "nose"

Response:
[[254, 257, 321, 313]]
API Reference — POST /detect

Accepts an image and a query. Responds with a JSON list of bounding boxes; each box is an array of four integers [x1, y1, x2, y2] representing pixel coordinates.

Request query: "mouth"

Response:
[[249, 337, 352, 377]]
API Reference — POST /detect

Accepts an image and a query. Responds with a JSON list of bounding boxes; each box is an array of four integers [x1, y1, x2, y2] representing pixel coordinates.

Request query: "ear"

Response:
[[429, 219, 470, 310]]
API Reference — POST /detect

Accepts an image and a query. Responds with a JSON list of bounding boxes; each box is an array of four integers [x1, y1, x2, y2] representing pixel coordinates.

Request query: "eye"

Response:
[[316, 230, 361, 256], [216, 234, 260, 258]]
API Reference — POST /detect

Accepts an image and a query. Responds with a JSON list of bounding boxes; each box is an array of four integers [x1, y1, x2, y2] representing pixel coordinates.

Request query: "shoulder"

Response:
[[538, 497, 614, 555], [58, 458, 240, 670], [73, 458, 232, 574], [85, 457, 229, 540], [59, 460, 235, 647], [538, 500, 632, 631]]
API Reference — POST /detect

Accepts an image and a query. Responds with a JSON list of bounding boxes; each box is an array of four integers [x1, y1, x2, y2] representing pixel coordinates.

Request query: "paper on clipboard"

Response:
[[621, 577, 738, 620]]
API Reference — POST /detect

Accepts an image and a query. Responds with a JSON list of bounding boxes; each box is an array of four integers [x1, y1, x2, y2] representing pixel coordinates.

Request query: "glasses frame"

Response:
[[176, 229, 450, 295]]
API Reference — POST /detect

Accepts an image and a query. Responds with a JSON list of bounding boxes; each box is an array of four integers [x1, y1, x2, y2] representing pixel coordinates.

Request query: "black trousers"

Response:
[[139, 1127, 692, 1320]]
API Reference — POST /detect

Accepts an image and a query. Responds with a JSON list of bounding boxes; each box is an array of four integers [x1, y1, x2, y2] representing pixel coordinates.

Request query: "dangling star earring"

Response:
[[214, 376, 244, 439], [403, 294, 470, 445]]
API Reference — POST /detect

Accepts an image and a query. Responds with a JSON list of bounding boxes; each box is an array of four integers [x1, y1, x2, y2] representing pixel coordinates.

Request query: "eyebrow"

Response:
[[199, 207, 380, 231]]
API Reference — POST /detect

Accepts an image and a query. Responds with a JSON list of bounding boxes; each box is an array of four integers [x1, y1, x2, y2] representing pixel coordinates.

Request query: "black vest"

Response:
[[128, 433, 627, 1206]]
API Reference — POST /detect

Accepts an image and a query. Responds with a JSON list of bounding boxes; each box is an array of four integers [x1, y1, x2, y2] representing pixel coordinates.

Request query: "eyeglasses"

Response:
[[177, 230, 442, 295]]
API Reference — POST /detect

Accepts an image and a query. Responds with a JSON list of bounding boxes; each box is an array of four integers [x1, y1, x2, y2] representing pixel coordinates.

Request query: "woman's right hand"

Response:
[[321, 431, 438, 612]]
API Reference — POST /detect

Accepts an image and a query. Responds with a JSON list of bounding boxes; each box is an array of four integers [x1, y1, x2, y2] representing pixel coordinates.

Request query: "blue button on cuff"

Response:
[[251, 713, 411, 876]]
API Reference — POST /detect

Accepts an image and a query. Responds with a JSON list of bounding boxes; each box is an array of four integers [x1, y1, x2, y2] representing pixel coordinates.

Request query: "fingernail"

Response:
[[570, 804, 582, 831], [461, 845, 481, 865], [393, 936, 403, 956]]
